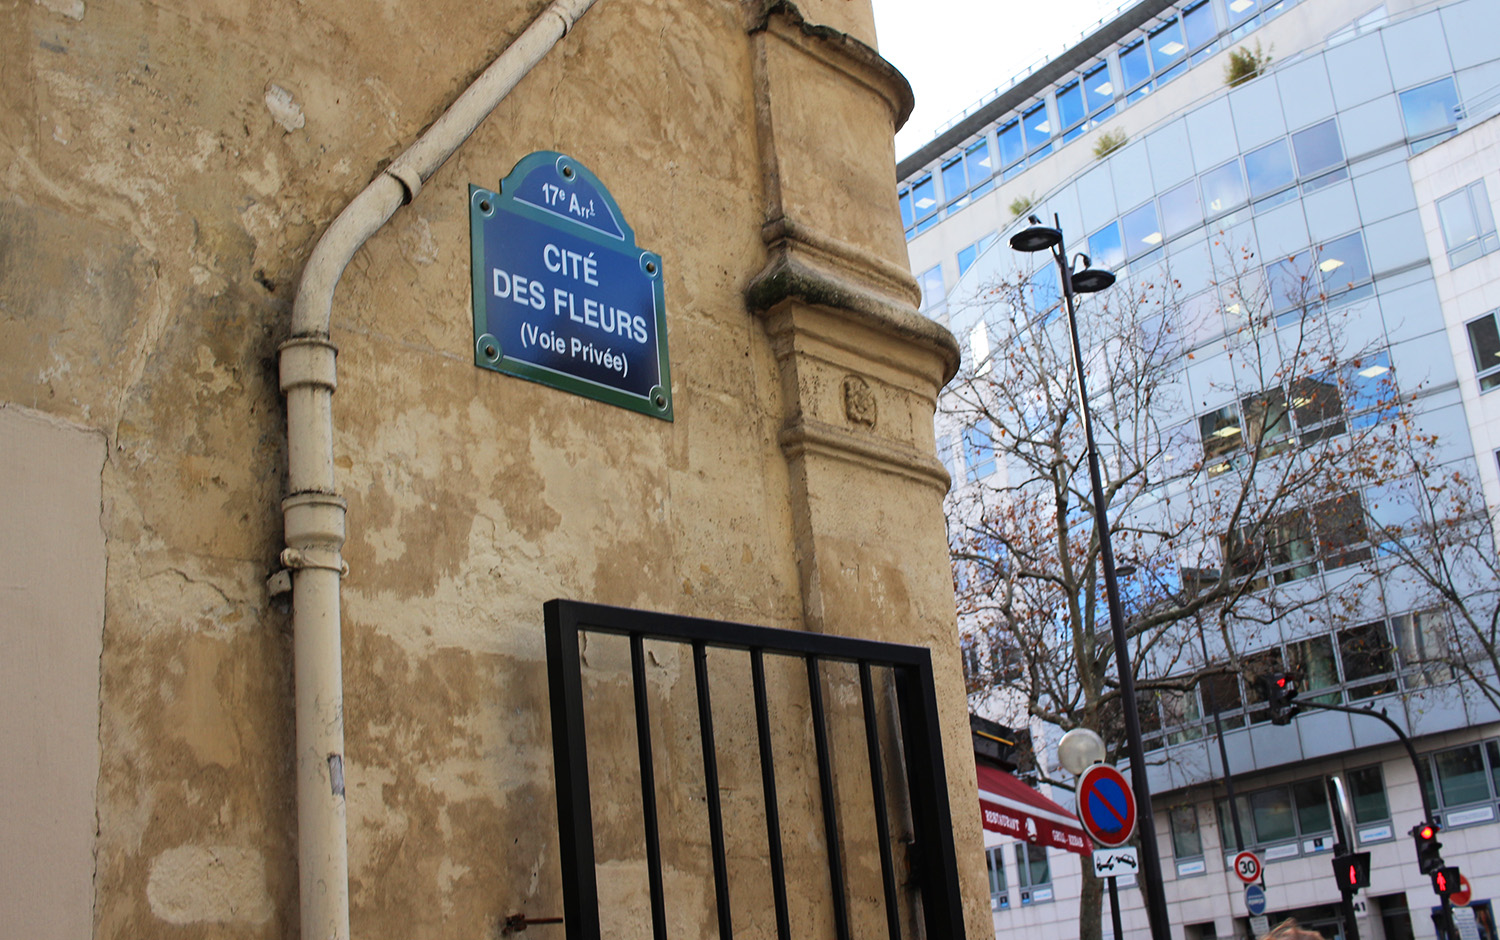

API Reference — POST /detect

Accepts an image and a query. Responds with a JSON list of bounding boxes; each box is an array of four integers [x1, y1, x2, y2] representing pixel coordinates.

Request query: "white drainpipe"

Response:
[[278, 2, 600, 937]]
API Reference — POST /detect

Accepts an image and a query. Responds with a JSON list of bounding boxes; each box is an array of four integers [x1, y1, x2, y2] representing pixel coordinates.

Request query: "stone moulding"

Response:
[[748, 0, 915, 131], [745, 248, 961, 386], [778, 416, 952, 493]]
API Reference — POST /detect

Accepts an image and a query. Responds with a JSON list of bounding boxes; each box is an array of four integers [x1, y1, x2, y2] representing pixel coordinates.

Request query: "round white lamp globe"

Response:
[[1057, 728, 1107, 775]]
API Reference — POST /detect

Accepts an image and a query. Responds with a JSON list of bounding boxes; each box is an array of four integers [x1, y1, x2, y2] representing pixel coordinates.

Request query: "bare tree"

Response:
[[1352, 418, 1500, 713], [943, 236, 1409, 939]]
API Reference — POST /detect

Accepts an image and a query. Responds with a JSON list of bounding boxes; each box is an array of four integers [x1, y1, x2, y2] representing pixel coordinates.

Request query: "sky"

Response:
[[870, 0, 1135, 159]]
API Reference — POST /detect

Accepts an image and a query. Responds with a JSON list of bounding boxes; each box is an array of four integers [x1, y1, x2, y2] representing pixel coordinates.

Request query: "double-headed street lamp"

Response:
[[1009, 214, 1172, 940]]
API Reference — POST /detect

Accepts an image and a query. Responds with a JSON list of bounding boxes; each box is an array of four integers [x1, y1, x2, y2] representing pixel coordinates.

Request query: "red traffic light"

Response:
[[1276, 676, 1289, 689], [1418, 825, 1436, 840], [1333, 851, 1371, 892], [1433, 867, 1461, 897]]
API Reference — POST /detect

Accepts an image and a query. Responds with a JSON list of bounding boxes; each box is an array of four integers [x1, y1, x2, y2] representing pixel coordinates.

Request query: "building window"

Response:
[[1160, 179, 1202, 240], [1391, 609, 1453, 688], [1314, 496, 1371, 569], [998, 120, 1025, 178], [1228, 0, 1263, 38], [1057, 80, 1087, 142], [1349, 766, 1392, 833], [1420, 740, 1500, 829], [1338, 620, 1396, 700], [1015, 843, 1052, 903], [1027, 262, 1061, 324], [1290, 372, 1345, 443], [1150, 19, 1188, 84], [1122, 202, 1163, 259], [1171, 804, 1204, 860], [1316, 232, 1372, 303], [1464, 311, 1500, 392], [1400, 77, 1459, 154], [1241, 388, 1292, 454], [1120, 39, 1152, 100], [1223, 492, 1371, 587], [963, 420, 995, 482], [943, 139, 996, 214], [959, 233, 999, 277], [1198, 403, 1242, 471], [1245, 139, 1297, 210], [1183, 0, 1218, 56], [1162, 689, 1204, 744], [1202, 159, 1247, 216], [1287, 634, 1339, 703], [1262, 508, 1317, 583], [1083, 62, 1116, 123], [1267, 253, 1319, 325], [1023, 102, 1052, 157], [987, 846, 1010, 909], [1197, 353, 1390, 468], [1088, 220, 1125, 272], [917, 264, 945, 317], [1218, 777, 1335, 858], [968, 323, 992, 375], [1344, 352, 1395, 428], [1437, 180, 1498, 268], [903, 175, 939, 238], [1292, 119, 1347, 190]]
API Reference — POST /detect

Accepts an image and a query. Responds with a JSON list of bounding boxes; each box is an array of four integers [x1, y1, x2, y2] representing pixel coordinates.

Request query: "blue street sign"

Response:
[[470, 152, 671, 419], [1246, 883, 1268, 916]]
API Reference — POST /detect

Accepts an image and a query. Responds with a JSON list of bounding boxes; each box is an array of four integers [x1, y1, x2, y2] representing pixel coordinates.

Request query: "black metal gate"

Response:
[[545, 599, 967, 940]]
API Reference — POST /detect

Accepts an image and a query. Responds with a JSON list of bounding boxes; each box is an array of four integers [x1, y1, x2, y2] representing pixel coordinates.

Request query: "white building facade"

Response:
[[898, 2, 1500, 940]]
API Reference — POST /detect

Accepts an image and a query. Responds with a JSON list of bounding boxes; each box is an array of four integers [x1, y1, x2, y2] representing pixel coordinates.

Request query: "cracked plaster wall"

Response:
[[0, 0, 988, 937]]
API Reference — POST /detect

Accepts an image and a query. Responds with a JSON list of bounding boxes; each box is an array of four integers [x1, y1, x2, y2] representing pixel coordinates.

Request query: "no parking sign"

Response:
[[1077, 764, 1138, 848]]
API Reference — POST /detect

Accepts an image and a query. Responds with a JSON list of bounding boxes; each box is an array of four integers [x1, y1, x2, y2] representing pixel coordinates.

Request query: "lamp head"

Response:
[[1010, 216, 1062, 253], [1057, 727, 1107, 775], [1071, 265, 1116, 294]]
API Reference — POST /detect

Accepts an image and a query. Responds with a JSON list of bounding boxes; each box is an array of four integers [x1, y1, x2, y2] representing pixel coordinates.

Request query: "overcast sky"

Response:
[[870, 0, 1135, 159]]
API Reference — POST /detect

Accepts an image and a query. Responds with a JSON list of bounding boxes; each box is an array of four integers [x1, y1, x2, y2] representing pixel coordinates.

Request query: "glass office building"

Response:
[[898, 1, 1500, 937]]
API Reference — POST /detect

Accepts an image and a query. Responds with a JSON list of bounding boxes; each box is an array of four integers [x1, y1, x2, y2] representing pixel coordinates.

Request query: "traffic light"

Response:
[[1258, 672, 1301, 725], [1433, 866, 1461, 898], [1332, 851, 1371, 892], [1413, 821, 1444, 875]]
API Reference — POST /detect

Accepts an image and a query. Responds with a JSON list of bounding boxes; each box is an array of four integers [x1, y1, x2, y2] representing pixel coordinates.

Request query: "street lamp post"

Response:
[[1010, 214, 1173, 940]]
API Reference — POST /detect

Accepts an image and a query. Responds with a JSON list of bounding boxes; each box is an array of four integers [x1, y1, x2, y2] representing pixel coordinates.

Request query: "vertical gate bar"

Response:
[[806, 656, 852, 940], [693, 640, 733, 940], [751, 649, 792, 940], [859, 662, 903, 940], [631, 634, 668, 940], [544, 600, 602, 940], [894, 659, 966, 940]]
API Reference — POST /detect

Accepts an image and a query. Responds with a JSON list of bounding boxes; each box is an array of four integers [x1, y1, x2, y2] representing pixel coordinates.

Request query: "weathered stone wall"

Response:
[[0, 0, 990, 937]]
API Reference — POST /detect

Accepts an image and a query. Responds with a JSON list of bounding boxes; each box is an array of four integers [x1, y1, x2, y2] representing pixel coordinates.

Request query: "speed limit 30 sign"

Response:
[[1234, 850, 1263, 884]]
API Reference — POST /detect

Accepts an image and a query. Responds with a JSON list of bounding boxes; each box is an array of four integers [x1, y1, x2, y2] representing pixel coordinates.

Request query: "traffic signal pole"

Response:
[[1271, 692, 1455, 937], [1290, 699, 1433, 819], [1327, 776, 1362, 940]]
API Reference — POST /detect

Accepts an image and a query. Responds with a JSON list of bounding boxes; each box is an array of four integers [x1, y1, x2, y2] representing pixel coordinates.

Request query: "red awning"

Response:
[[977, 763, 1093, 856]]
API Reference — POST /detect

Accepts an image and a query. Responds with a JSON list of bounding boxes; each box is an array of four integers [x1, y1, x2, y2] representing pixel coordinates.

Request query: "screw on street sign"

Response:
[[1246, 883, 1268, 916], [1234, 850, 1263, 884], [1076, 764, 1137, 848], [469, 152, 672, 420]]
